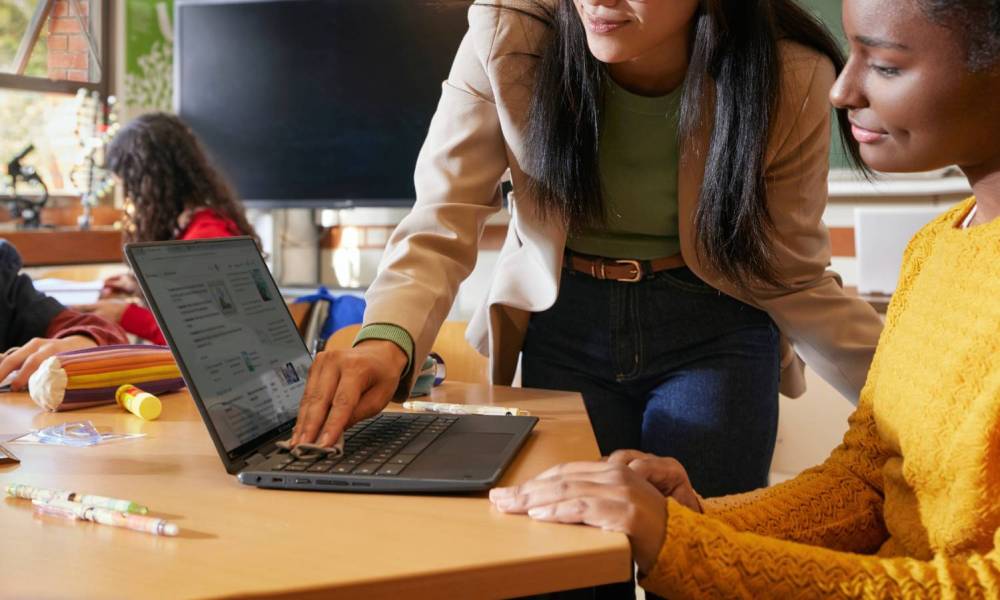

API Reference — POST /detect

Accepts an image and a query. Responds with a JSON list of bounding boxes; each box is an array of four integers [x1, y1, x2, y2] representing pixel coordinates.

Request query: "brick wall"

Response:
[[47, 0, 91, 83]]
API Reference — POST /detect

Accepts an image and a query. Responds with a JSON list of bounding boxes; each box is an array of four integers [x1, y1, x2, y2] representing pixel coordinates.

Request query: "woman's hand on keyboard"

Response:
[[290, 340, 408, 448]]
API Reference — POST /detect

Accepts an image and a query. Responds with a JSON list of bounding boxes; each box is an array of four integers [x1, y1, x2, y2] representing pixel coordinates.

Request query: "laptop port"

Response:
[[350, 482, 371, 487], [271, 477, 283, 483], [318, 480, 348, 486], [294, 478, 311, 484]]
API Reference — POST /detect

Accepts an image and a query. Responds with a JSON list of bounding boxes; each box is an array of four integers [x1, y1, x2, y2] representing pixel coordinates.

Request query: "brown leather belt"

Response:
[[566, 251, 686, 283]]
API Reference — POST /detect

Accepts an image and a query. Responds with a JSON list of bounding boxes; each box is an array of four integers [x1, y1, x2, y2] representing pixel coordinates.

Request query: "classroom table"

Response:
[[0, 383, 632, 599]]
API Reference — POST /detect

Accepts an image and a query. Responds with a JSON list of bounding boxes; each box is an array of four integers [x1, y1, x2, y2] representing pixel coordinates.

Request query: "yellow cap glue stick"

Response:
[[115, 384, 162, 421]]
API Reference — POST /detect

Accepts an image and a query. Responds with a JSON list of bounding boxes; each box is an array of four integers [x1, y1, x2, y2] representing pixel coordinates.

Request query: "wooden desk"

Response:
[[2, 228, 123, 266], [0, 384, 631, 599]]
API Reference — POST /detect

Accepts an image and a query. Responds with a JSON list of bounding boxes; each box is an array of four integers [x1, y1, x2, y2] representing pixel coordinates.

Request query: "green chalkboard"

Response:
[[797, 0, 853, 170]]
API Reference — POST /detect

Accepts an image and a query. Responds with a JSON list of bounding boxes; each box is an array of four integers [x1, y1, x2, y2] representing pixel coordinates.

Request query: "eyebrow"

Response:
[[854, 35, 910, 51]]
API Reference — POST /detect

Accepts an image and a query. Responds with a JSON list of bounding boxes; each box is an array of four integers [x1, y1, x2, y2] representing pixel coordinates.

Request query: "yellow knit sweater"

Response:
[[641, 198, 1000, 599]]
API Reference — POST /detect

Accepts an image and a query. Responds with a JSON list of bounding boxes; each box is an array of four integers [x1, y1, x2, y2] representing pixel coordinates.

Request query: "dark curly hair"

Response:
[[920, 0, 1000, 70], [106, 112, 260, 246]]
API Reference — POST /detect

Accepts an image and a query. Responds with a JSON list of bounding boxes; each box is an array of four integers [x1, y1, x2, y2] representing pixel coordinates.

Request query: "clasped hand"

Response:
[[489, 450, 702, 574]]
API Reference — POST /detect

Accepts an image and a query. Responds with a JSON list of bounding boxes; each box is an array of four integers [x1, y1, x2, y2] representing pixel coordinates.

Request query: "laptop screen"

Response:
[[128, 238, 310, 457]]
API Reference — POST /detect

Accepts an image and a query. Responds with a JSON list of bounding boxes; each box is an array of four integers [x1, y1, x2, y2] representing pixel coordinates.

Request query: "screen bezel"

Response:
[[124, 237, 310, 474]]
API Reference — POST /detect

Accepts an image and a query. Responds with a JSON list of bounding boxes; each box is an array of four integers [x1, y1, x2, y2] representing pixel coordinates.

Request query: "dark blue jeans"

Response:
[[520, 267, 779, 600], [523, 266, 781, 497]]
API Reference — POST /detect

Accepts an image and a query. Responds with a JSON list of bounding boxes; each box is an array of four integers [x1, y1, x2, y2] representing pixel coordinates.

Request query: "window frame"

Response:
[[0, 0, 114, 98]]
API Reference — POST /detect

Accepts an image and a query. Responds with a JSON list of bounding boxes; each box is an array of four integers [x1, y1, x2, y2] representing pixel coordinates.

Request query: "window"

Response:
[[1, 0, 111, 198]]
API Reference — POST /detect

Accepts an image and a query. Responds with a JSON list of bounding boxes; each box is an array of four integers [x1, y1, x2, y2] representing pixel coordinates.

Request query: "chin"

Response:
[[860, 145, 944, 174], [585, 39, 633, 65]]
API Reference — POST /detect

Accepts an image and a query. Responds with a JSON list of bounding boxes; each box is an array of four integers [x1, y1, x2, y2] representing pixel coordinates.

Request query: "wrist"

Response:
[[61, 335, 98, 349], [633, 501, 668, 575], [356, 339, 408, 375]]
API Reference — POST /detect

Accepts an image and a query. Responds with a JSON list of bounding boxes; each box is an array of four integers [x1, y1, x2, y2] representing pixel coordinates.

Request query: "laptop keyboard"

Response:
[[270, 413, 458, 477]]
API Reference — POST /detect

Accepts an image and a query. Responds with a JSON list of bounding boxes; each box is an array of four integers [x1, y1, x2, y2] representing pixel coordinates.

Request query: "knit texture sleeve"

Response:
[[642, 499, 1000, 599], [697, 396, 890, 551]]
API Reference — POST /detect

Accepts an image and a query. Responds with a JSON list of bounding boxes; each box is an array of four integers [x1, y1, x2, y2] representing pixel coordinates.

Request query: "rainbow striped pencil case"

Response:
[[27, 345, 185, 412]]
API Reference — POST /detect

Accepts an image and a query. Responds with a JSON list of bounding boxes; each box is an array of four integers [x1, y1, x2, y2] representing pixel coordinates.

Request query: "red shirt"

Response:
[[46, 309, 129, 346], [121, 210, 244, 344]]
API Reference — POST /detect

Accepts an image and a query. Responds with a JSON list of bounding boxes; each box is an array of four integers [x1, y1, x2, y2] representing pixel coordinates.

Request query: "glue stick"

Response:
[[115, 384, 162, 421]]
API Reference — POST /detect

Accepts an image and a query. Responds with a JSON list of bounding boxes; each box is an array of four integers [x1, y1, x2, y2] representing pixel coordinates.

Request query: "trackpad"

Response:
[[428, 433, 513, 455], [404, 433, 515, 477]]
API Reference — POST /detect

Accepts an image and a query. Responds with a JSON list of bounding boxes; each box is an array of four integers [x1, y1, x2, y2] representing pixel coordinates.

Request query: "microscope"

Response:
[[3, 145, 49, 229]]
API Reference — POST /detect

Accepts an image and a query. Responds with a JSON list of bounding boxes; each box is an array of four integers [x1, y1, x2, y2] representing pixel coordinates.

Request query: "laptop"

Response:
[[124, 237, 537, 493]]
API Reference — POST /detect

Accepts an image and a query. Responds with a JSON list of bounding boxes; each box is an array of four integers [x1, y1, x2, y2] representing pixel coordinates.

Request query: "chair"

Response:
[[286, 302, 312, 332], [326, 322, 489, 384]]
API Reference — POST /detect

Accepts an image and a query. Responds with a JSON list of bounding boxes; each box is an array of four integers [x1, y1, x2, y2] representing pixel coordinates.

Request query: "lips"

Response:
[[850, 122, 889, 144], [584, 13, 628, 34]]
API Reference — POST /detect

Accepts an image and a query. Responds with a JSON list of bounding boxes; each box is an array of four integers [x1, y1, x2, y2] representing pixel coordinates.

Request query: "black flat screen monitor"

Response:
[[175, 0, 471, 208]]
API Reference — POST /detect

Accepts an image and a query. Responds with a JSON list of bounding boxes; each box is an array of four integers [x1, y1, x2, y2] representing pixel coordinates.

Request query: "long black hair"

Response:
[[106, 112, 259, 246], [521, 0, 862, 290]]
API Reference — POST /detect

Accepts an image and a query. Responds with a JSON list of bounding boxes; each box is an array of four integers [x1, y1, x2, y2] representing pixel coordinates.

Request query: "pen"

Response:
[[402, 400, 530, 417], [0, 443, 19, 464], [6, 483, 149, 515], [32, 498, 179, 537]]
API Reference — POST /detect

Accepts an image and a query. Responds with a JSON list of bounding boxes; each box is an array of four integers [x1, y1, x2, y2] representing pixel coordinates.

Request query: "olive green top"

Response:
[[356, 78, 684, 375], [566, 76, 683, 259]]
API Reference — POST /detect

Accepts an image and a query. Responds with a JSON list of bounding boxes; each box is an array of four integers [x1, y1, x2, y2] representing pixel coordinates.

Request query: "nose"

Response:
[[830, 57, 867, 111]]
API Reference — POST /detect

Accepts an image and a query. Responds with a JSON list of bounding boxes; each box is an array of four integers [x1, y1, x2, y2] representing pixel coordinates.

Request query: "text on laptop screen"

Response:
[[129, 240, 310, 452]]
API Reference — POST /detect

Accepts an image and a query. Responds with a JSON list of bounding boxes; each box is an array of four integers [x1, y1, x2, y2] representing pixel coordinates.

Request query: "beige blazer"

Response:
[[364, 2, 884, 403]]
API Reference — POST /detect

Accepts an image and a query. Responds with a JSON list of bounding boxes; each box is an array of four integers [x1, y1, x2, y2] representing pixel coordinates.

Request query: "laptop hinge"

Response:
[[245, 452, 268, 467]]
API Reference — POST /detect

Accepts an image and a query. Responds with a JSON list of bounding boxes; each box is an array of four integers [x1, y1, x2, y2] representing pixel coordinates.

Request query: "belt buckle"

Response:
[[614, 259, 643, 283]]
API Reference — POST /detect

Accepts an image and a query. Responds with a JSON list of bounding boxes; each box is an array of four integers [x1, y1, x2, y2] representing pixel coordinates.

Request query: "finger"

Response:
[[527, 496, 627, 531], [492, 479, 625, 514], [317, 370, 369, 447], [11, 343, 53, 390], [490, 465, 625, 504], [672, 485, 702, 513], [292, 355, 335, 445], [490, 464, 613, 501], [627, 457, 687, 491], [607, 449, 652, 465], [533, 460, 621, 482], [295, 368, 340, 445], [350, 381, 394, 425], [0, 340, 41, 388]]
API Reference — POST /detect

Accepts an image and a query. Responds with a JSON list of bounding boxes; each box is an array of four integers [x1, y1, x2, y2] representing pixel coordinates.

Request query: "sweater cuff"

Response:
[[638, 498, 698, 596], [353, 324, 414, 376]]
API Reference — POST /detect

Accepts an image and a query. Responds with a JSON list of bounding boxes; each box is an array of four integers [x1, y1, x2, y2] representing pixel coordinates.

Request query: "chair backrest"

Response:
[[287, 301, 312, 332], [325, 322, 488, 384], [431, 321, 489, 384]]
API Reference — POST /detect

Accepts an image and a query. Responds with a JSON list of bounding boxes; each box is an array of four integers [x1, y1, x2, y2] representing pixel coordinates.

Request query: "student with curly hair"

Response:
[[76, 113, 258, 345], [491, 0, 1000, 596]]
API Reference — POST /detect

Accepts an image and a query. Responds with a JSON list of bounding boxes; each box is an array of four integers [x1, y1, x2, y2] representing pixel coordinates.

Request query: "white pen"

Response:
[[33, 498, 179, 537], [402, 400, 530, 417]]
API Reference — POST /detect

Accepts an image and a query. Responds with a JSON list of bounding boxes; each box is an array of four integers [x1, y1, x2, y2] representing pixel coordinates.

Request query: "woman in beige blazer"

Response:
[[293, 0, 883, 502]]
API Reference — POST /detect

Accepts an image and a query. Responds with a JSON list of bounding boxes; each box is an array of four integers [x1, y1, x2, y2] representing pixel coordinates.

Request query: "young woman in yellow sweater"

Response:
[[490, 0, 1000, 596]]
